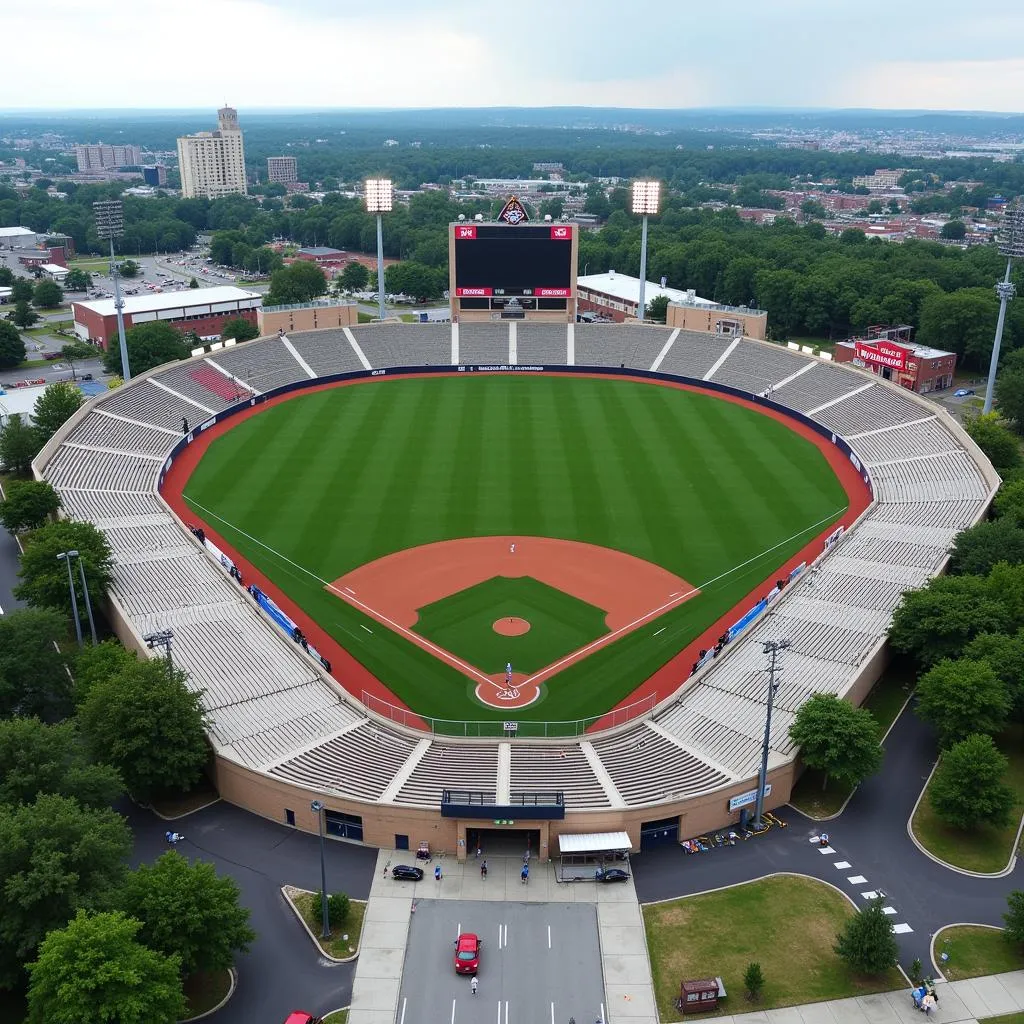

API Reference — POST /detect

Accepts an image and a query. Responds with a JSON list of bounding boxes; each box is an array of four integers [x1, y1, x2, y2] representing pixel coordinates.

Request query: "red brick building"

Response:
[[833, 326, 956, 394], [71, 286, 261, 348]]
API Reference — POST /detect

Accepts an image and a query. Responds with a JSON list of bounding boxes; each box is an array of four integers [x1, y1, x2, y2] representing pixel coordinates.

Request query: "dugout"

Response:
[[557, 831, 631, 881]]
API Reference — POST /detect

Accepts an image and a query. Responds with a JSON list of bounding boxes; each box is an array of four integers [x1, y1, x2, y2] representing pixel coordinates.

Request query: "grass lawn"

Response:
[[982, 1015, 1024, 1024], [357, 311, 374, 323], [413, 576, 608, 673], [291, 891, 366, 960], [183, 969, 231, 1016], [934, 926, 1024, 981], [323, 1010, 349, 1023], [643, 876, 904, 1020], [911, 724, 1024, 873], [182, 375, 849, 729], [789, 666, 914, 817]]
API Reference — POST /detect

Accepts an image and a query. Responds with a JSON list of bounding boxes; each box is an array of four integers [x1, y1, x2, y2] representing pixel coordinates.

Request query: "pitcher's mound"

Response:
[[493, 617, 531, 636]]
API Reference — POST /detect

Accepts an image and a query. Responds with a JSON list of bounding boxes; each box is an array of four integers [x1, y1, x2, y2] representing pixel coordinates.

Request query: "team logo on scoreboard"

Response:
[[456, 224, 477, 239], [550, 225, 570, 239], [497, 196, 529, 225]]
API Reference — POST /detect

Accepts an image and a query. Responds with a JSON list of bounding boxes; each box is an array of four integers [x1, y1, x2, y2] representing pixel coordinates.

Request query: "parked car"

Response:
[[453, 932, 481, 974], [596, 868, 630, 883], [954, 388, 975, 397], [391, 864, 424, 881], [283, 1014, 322, 1024], [80, 373, 94, 381]]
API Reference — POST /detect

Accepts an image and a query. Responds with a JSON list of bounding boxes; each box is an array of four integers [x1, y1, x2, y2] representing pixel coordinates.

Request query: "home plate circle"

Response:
[[493, 617, 530, 636], [475, 674, 541, 709]]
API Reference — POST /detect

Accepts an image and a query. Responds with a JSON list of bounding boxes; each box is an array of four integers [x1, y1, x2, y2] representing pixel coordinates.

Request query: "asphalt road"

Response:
[[397, 900, 604, 1024]]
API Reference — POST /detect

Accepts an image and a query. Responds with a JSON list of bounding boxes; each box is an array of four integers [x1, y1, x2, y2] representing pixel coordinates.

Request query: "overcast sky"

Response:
[[6, 0, 1024, 112]]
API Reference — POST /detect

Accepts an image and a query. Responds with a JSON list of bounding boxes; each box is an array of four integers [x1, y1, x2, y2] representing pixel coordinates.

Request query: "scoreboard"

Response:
[[449, 219, 577, 321]]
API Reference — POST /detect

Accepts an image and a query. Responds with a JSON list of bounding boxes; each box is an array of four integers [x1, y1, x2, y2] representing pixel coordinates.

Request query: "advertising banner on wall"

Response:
[[854, 339, 910, 371]]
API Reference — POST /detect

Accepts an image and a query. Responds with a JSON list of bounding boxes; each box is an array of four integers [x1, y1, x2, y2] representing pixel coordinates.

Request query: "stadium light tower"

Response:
[[984, 201, 1024, 414], [631, 181, 660, 322], [752, 638, 790, 831], [92, 200, 132, 380], [365, 179, 393, 322]]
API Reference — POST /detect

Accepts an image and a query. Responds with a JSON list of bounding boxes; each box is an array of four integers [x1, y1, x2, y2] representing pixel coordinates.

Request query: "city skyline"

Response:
[[6, 0, 1024, 113]]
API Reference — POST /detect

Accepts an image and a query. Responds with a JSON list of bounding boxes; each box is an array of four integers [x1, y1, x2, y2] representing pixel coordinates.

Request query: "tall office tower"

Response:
[[176, 106, 248, 199]]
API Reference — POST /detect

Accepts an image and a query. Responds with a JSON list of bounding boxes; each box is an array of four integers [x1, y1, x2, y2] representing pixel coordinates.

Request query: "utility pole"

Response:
[[752, 638, 790, 830]]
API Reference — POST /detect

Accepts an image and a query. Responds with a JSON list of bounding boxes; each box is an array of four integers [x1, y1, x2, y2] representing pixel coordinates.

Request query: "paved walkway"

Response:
[[348, 851, 657, 1024], [713, 972, 1024, 1024]]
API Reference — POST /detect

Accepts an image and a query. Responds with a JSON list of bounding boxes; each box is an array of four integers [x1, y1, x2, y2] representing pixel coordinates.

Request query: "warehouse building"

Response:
[[71, 286, 261, 348], [0, 226, 38, 250]]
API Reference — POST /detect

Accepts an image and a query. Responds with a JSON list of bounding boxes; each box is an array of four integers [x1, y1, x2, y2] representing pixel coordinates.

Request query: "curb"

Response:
[[321, 1006, 351, 1022], [179, 967, 236, 1022], [929, 922, 1004, 982], [147, 796, 222, 822], [906, 758, 1022, 878], [281, 886, 364, 963]]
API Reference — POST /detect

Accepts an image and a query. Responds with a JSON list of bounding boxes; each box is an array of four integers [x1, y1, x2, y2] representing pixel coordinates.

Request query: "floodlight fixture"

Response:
[[92, 199, 131, 380], [999, 202, 1024, 260], [364, 178, 393, 213], [631, 180, 660, 217]]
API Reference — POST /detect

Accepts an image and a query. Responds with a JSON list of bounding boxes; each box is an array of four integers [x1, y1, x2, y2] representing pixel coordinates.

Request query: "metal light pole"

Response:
[[365, 178, 393, 322], [93, 200, 132, 380], [984, 202, 1024, 414], [143, 628, 175, 680], [631, 180, 660, 322], [753, 638, 790, 830], [74, 555, 98, 645], [57, 552, 83, 648], [310, 799, 331, 938]]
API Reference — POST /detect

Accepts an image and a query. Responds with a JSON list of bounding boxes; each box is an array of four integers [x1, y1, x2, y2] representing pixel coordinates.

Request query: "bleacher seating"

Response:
[[36, 328, 995, 814]]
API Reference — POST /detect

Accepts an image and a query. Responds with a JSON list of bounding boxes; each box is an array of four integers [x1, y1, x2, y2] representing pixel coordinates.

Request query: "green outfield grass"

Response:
[[182, 375, 848, 729], [413, 576, 608, 673]]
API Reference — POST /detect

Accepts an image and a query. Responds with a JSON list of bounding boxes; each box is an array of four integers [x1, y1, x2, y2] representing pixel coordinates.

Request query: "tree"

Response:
[[964, 630, 1024, 718], [941, 220, 968, 240], [916, 658, 1010, 748], [0, 413, 42, 475], [61, 340, 96, 380], [788, 693, 883, 788], [11, 298, 39, 328], [265, 261, 327, 305], [340, 260, 370, 290], [0, 795, 132, 988], [14, 519, 114, 622], [32, 381, 83, 443], [118, 851, 255, 976], [928, 733, 1015, 830], [0, 320, 26, 368], [118, 259, 140, 278], [948, 518, 1024, 576], [26, 910, 185, 1024], [312, 890, 350, 927], [0, 717, 121, 808], [102, 320, 190, 377], [78, 658, 208, 802], [645, 294, 669, 324], [32, 279, 63, 309], [63, 268, 91, 292], [219, 316, 259, 342], [800, 199, 828, 219], [889, 574, 1011, 668], [0, 608, 72, 721], [867, 199, 884, 216], [743, 962, 764, 1001], [962, 413, 1022, 473], [384, 260, 445, 300], [834, 898, 899, 975], [997, 349, 1024, 433], [72, 638, 137, 706], [0, 478, 61, 532], [188, 276, 200, 288], [995, 478, 1024, 527], [10, 278, 33, 303], [1004, 890, 1024, 945]]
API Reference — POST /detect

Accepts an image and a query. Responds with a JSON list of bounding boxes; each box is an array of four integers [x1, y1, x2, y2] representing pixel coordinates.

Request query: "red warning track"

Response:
[[159, 370, 872, 728]]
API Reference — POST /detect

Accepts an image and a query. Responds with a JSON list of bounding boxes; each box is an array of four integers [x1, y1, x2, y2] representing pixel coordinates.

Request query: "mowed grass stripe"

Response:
[[183, 375, 850, 726]]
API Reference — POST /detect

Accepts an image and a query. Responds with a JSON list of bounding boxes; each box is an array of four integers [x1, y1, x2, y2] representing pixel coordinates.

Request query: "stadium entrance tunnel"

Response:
[[467, 826, 542, 859]]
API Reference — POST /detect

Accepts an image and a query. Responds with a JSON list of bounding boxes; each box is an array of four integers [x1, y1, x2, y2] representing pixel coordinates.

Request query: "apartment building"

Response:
[[74, 144, 143, 171], [267, 155, 298, 184], [176, 107, 248, 199]]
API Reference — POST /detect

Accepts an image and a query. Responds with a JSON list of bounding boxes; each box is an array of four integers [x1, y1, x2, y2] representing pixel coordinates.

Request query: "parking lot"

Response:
[[397, 899, 604, 1024]]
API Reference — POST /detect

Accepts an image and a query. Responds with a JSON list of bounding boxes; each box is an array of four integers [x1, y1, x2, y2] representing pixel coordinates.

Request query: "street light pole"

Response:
[[365, 179, 393, 323], [143, 629, 175, 680], [57, 552, 83, 648], [752, 638, 790, 831], [310, 799, 331, 939], [75, 555, 98, 645]]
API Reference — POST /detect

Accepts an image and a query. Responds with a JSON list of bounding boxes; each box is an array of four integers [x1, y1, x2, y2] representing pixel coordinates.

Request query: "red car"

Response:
[[283, 1014, 322, 1024], [454, 932, 481, 974]]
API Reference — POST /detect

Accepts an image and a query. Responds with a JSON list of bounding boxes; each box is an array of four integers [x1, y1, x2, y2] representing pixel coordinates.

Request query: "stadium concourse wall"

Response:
[[31, 338, 1000, 853]]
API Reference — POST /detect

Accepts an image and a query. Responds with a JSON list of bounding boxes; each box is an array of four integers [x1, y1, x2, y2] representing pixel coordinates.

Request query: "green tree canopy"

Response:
[[340, 260, 370, 290], [997, 348, 1024, 433], [188, 276, 200, 288], [0, 717, 121, 808], [0, 795, 132, 989], [1004, 890, 1024, 946], [0, 608, 71, 722], [645, 294, 670, 323], [0, 413, 42, 475], [102, 320, 190, 377], [118, 851, 255, 976], [928, 733, 1015, 830], [964, 630, 1024, 719], [63, 268, 91, 291], [61, 340, 97, 379], [78, 658, 208, 802], [26, 910, 185, 1024], [940, 220, 968, 240], [265, 261, 327, 305], [889, 573, 1011, 668], [962, 413, 1022, 474], [72, 639, 137, 707], [788, 693, 883, 788], [383, 260, 445, 300], [32, 279, 63, 309], [994, 478, 1024, 526], [118, 259, 140, 278], [10, 278, 33, 303], [948, 518, 1024, 577], [916, 658, 1011, 748], [219, 316, 259, 342], [14, 519, 114, 623], [0, 320, 27, 369], [0, 478, 61, 533], [32, 381, 83, 443], [11, 298, 38, 328], [834, 898, 899, 975]]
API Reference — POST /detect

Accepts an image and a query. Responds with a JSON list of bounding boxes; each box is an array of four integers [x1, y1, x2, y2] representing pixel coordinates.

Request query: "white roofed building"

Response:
[[577, 271, 713, 323], [71, 285, 261, 348], [0, 226, 38, 250]]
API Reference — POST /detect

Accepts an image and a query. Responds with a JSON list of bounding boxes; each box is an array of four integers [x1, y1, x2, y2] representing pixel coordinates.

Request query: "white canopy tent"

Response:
[[556, 831, 632, 882]]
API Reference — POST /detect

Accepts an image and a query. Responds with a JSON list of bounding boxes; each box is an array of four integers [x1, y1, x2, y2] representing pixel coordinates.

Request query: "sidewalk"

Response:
[[712, 972, 1024, 1024]]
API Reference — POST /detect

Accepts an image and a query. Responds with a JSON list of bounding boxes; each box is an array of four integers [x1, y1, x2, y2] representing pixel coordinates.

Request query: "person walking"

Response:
[[521, 864, 529, 885], [481, 860, 488, 879], [471, 977, 479, 996], [435, 864, 442, 882]]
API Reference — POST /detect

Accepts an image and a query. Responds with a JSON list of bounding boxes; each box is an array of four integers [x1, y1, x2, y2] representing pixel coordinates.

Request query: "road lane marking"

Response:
[[550, 1002, 554, 1024], [601, 1002, 606, 1022], [400, 998, 407, 1024], [451, 998, 457, 1024], [547, 924, 551, 949]]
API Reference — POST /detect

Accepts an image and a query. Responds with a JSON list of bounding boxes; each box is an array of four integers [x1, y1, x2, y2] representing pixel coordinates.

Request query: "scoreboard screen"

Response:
[[453, 224, 573, 298]]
